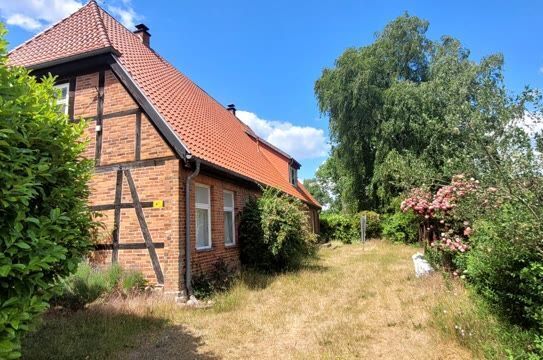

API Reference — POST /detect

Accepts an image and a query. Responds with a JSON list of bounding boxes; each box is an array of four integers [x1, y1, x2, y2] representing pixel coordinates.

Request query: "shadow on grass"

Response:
[[22, 306, 219, 360], [240, 261, 329, 291]]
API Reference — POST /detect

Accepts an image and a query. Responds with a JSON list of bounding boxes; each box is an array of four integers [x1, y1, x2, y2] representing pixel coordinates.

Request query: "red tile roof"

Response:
[[7, 0, 320, 208]]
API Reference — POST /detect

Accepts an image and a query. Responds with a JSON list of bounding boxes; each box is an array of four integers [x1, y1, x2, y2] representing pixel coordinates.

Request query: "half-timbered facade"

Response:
[[8, 0, 320, 297]]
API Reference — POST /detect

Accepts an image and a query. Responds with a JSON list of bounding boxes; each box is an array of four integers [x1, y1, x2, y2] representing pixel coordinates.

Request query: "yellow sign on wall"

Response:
[[152, 200, 164, 208]]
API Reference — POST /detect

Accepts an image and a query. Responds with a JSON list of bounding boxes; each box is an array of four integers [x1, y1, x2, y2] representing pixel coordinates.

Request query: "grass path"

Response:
[[23, 241, 473, 359]]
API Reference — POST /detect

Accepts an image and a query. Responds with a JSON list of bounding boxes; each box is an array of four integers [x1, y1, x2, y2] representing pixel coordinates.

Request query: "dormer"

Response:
[[289, 165, 298, 187]]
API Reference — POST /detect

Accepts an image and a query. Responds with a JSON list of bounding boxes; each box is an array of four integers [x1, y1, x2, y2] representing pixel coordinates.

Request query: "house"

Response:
[[7, 0, 321, 298]]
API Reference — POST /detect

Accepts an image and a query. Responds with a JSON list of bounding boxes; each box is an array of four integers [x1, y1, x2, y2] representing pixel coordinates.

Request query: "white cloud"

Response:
[[5, 13, 41, 30], [105, 2, 142, 30], [0, 0, 83, 31], [540, 66, 543, 75], [0, 0, 142, 32], [237, 110, 330, 160]]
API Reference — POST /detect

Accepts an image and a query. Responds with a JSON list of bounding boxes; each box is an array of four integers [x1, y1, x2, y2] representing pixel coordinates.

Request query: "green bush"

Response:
[[319, 213, 360, 243], [465, 204, 543, 330], [358, 210, 381, 238], [320, 211, 381, 243], [53, 263, 147, 310], [240, 188, 317, 271], [192, 258, 237, 298], [0, 28, 94, 358], [381, 210, 419, 244]]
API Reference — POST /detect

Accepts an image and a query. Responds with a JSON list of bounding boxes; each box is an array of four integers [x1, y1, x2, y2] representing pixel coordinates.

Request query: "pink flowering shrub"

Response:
[[400, 175, 480, 269]]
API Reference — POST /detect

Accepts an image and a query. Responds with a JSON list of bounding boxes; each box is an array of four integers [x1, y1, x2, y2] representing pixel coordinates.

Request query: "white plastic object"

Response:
[[412, 252, 434, 278]]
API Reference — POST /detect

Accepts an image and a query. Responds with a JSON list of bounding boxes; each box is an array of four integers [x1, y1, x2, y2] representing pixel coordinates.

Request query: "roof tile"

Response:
[[8, 0, 320, 208]]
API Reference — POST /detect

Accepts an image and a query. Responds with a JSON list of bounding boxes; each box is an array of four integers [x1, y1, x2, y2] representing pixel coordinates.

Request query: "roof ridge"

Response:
[[8, 2, 95, 55], [97, 4, 251, 139], [92, 0, 113, 49]]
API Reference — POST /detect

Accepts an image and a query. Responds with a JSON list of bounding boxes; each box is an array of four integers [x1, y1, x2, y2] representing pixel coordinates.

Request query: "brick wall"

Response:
[[71, 67, 316, 295], [74, 69, 181, 293], [181, 170, 259, 277]]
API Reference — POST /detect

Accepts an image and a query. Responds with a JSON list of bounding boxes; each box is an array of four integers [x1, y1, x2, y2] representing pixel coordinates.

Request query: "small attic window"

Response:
[[289, 166, 298, 187]]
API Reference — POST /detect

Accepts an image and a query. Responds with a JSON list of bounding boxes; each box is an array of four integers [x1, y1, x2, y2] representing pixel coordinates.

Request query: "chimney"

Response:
[[134, 24, 151, 47], [226, 104, 236, 116]]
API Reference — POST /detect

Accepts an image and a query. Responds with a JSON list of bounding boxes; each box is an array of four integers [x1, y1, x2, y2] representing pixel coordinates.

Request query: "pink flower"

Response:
[[464, 227, 473, 236]]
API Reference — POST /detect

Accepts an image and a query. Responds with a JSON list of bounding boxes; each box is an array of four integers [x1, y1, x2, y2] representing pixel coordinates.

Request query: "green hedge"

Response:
[[464, 204, 543, 330], [381, 210, 419, 244], [0, 28, 95, 359], [319, 211, 381, 243]]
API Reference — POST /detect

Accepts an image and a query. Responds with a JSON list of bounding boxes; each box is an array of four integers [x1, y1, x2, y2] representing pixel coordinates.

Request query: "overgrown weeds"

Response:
[[52, 263, 148, 310], [431, 275, 540, 359]]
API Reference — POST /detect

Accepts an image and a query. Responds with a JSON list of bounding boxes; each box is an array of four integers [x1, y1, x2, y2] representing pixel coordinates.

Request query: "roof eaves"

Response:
[[24, 46, 120, 70], [109, 55, 192, 160]]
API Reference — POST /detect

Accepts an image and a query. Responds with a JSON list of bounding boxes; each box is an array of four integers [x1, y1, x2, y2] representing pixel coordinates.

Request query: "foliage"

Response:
[[431, 279, 540, 359], [239, 188, 317, 272], [302, 178, 332, 210], [0, 27, 95, 358], [320, 211, 381, 243], [192, 258, 237, 299], [314, 12, 535, 212], [401, 175, 479, 252], [319, 213, 360, 243], [359, 211, 381, 238], [381, 197, 419, 244], [52, 263, 148, 310], [465, 204, 543, 330], [314, 155, 343, 212]]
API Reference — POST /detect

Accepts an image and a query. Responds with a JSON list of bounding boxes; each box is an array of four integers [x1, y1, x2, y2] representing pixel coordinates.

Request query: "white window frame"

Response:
[[223, 190, 235, 246], [195, 184, 212, 250], [54, 83, 70, 115]]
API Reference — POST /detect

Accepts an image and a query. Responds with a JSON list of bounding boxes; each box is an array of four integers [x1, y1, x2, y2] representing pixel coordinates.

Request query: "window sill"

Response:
[[195, 247, 213, 252], [224, 243, 237, 248]]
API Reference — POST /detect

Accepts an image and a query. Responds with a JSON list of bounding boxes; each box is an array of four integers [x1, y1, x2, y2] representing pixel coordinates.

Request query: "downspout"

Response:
[[185, 159, 200, 297]]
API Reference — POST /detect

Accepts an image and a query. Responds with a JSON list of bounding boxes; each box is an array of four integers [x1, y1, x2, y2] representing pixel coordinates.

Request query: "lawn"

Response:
[[23, 240, 509, 359]]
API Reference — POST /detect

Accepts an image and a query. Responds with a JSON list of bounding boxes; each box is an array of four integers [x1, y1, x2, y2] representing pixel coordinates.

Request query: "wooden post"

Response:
[[124, 169, 164, 285], [94, 70, 105, 165], [111, 170, 123, 263]]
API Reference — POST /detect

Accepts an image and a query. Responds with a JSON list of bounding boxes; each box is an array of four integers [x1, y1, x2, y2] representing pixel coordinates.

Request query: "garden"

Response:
[[1, 9, 543, 360]]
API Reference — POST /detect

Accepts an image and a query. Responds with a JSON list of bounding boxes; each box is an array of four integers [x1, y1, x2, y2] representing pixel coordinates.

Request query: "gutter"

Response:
[[184, 158, 200, 297]]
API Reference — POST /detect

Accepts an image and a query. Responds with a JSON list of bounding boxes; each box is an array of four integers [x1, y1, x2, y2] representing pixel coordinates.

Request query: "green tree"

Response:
[[0, 27, 95, 358], [315, 13, 527, 211], [302, 178, 330, 208]]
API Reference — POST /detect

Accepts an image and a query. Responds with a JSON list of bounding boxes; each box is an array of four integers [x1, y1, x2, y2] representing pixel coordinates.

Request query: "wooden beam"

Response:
[[94, 156, 176, 173], [90, 201, 156, 212], [124, 169, 164, 285], [94, 243, 165, 250], [135, 111, 142, 161], [111, 170, 123, 263], [109, 57, 190, 160], [94, 70, 105, 165]]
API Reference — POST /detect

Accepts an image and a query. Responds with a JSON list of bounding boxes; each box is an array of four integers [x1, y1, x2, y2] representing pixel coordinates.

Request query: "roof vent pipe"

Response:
[[134, 23, 151, 47], [226, 104, 236, 116]]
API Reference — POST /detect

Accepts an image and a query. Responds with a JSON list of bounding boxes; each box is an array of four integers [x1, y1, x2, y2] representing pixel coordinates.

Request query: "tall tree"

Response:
[[315, 13, 525, 212]]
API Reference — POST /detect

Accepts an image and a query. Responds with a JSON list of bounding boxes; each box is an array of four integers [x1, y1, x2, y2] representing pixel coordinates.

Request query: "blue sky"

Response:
[[1, 0, 542, 179]]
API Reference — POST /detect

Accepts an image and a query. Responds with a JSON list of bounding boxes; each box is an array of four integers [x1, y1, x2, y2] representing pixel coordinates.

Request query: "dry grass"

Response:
[[24, 240, 479, 359]]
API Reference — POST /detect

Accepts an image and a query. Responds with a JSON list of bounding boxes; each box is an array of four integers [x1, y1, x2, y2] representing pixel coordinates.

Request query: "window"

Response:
[[289, 166, 298, 186], [223, 191, 235, 245], [54, 83, 70, 115], [195, 184, 211, 250]]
